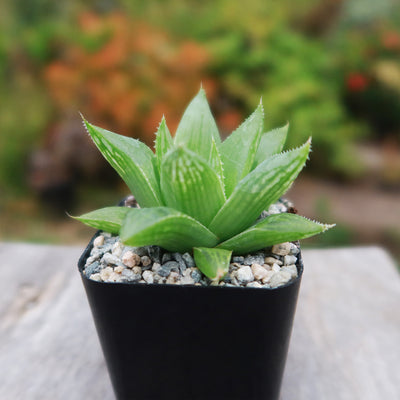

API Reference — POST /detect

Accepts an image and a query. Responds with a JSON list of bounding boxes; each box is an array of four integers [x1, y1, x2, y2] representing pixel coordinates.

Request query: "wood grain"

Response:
[[0, 243, 399, 400]]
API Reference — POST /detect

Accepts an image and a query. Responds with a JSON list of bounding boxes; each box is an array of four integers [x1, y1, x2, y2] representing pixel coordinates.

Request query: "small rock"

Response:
[[261, 270, 274, 284], [85, 255, 100, 266], [247, 281, 262, 288], [152, 263, 161, 273], [230, 263, 240, 271], [284, 255, 297, 266], [114, 266, 124, 274], [158, 261, 179, 277], [162, 253, 173, 264], [93, 235, 105, 247], [243, 255, 265, 266], [102, 253, 121, 266], [271, 242, 291, 256], [232, 256, 244, 264], [85, 261, 101, 277], [182, 252, 195, 268], [281, 265, 298, 279], [180, 276, 195, 285], [129, 246, 148, 257], [147, 246, 161, 263], [172, 253, 187, 274], [251, 263, 270, 281], [107, 272, 123, 282], [237, 266, 254, 284], [191, 269, 202, 283], [112, 241, 124, 257], [165, 261, 180, 273], [264, 256, 283, 266], [121, 269, 141, 282], [90, 273, 102, 282], [100, 244, 113, 254], [141, 255, 152, 267], [270, 271, 292, 288], [100, 266, 114, 281], [153, 274, 164, 284], [272, 263, 281, 272], [267, 204, 282, 214], [132, 266, 142, 275], [166, 271, 180, 284], [142, 270, 154, 284], [289, 243, 300, 255], [122, 251, 141, 268]]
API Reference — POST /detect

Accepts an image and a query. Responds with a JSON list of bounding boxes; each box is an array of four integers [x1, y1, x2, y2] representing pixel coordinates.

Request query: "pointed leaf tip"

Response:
[[193, 247, 232, 281]]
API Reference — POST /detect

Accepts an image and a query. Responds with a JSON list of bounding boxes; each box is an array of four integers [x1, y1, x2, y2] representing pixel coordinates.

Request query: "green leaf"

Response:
[[82, 118, 162, 208], [219, 102, 264, 197], [160, 146, 225, 227], [72, 207, 130, 234], [210, 138, 225, 190], [120, 207, 219, 253], [209, 139, 311, 240], [155, 116, 173, 174], [253, 123, 289, 168], [218, 213, 335, 254], [193, 247, 232, 281], [174, 88, 220, 161]]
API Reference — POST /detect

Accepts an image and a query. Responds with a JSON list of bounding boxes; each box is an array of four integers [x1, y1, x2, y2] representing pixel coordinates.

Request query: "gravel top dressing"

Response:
[[84, 199, 301, 289]]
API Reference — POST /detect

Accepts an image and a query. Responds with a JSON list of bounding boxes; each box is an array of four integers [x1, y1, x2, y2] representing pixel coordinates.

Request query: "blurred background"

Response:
[[0, 0, 399, 262]]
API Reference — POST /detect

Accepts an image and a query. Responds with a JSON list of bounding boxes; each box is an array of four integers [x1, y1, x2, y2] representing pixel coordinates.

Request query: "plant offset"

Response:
[[76, 88, 334, 280]]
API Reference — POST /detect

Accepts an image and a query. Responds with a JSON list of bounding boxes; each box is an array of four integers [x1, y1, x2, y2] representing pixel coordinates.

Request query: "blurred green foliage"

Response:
[[1, 0, 400, 196]]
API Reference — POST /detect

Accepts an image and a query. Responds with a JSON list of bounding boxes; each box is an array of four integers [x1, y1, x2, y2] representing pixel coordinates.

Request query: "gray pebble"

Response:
[[85, 261, 101, 277], [100, 243, 114, 254], [232, 256, 244, 264], [121, 269, 141, 282], [172, 253, 187, 274], [162, 253, 173, 264], [191, 269, 202, 283], [102, 253, 121, 266], [85, 255, 99, 266], [159, 261, 179, 277], [141, 255, 152, 267], [243, 255, 264, 266], [147, 246, 161, 263], [182, 253, 195, 268], [129, 246, 148, 257]]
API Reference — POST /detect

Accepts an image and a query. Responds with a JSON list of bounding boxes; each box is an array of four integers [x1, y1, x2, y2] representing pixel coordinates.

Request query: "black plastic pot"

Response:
[[78, 234, 303, 400]]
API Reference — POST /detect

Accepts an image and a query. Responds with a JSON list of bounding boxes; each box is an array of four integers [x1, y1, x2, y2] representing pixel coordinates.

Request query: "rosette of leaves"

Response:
[[76, 89, 334, 281]]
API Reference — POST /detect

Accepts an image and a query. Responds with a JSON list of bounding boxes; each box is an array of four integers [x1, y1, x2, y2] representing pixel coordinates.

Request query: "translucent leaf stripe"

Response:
[[253, 123, 289, 168], [83, 120, 162, 207], [161, 147, 225, 226], [219, 103, 264, 197], [209, 140, 311, 240]]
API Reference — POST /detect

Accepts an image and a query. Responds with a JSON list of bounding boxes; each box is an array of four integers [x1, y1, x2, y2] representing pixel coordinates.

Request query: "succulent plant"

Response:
[[75, 88, 334, 280]]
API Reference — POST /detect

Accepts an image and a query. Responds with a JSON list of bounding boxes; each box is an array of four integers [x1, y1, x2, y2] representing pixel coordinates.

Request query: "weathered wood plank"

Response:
[[0, 243, 399, 400], [282, 247, 400, 400]]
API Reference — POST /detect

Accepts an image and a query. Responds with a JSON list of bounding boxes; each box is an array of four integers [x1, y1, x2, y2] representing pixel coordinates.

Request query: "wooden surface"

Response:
[[0, 243, 399, 400]]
